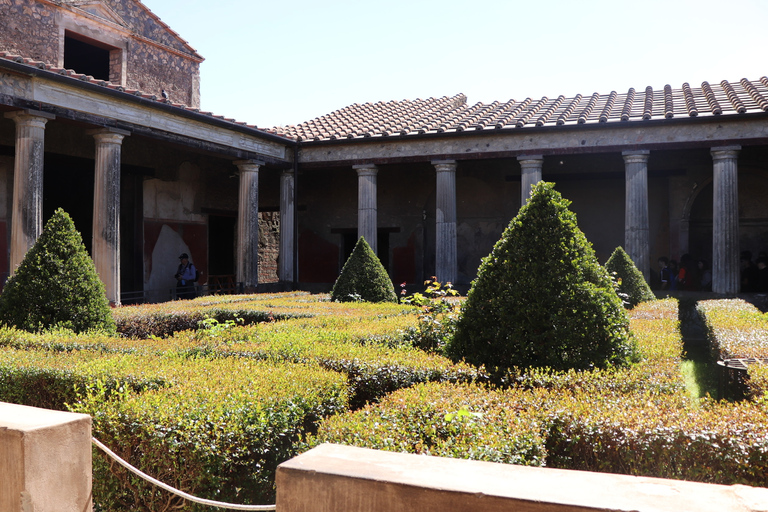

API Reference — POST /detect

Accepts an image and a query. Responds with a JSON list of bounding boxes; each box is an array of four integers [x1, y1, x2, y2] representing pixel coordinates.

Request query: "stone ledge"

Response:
[[0, 402, 92, 512], [276, 443, 768, 512]]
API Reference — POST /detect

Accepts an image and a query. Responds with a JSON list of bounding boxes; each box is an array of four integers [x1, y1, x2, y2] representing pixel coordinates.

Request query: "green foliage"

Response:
[[697, 298, 768, 400], [400, 278, 460, 353], [447, 182, 634, 373], [0, 208, 115, 334], [65, 355, 349, 511], [307, 381, 547, 466], [331, 237, 397, 303], [605, 246, 656, 308], [6, 293, 768, 502]]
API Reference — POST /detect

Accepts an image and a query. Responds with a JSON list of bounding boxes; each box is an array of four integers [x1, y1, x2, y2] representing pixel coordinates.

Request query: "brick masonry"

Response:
[[0, 0, 201, 107]]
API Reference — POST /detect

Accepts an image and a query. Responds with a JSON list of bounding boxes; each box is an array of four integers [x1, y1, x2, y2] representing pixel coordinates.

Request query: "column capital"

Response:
[[353, 163, 378, 176], [4, 109, 55, 128], [517, 154, 543, 162], [711, 146, 741, 161], [88, 128, 130, 145], [432, 160, 457, 172], [622, 150, 650, 164], [234, 159, 263, 172]]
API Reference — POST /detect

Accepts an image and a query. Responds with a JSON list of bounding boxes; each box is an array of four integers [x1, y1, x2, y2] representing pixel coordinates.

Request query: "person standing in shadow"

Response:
[[175, 253, 197, 299]]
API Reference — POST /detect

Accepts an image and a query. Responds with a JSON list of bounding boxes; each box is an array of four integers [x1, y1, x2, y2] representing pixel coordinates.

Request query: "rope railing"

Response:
[[91, 437, 276, 511]]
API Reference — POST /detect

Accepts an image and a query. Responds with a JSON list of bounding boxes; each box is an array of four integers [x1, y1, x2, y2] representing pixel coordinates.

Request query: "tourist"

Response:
[[658, 257, 671, 290], [698, 260, 712, 292], [740, 251, 759, 292], [175, 253, 197, 299]]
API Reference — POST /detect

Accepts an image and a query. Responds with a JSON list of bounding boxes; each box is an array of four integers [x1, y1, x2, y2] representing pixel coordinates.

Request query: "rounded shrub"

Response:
[[331, 237, 397, 303], [446, 182, 634, 373], [605, 246, 656, 308], [0, 208, 116, 334]]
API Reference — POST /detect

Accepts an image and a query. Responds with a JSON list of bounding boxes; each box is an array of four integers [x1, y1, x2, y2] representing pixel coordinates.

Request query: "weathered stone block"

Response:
[[0, 402, 92, 512]]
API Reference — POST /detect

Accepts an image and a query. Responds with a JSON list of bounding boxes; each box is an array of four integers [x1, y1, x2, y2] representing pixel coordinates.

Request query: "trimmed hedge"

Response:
[[307, 381, 547, 465], [312, 298, 768, 487], [697, 299, 768, 360], [448, 182, 633, 373], [331, 237, 398, 303], [15, 352, 349, 511], [697, 298, 768, 400], [0, 208, 115, 334], [210, 315, 483, 408], [605, 246, 656, 308]]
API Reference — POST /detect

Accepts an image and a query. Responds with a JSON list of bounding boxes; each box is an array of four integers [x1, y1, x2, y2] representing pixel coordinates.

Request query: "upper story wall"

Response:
[[0, 0, 202, 107]]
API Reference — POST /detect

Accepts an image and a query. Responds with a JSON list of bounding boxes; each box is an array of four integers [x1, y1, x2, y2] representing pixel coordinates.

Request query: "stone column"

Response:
[[434, 160, 457, 284], [518, 155, 544, 207], [235, 160, 262, 292], [354, 164, 378, 254], [89, 128, 129, 305], [622, 150, 650, 281], [711, 146, 741, 295], [279, 169, 295, 284], [5, 110, 54, 273]]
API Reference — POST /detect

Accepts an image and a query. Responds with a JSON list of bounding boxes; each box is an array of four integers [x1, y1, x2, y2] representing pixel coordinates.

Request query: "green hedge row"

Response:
[[204, 314, 482, 408], [697, 298, 768, 400], [0, 347, 348, 510], [112, 292, 414, 339], [697, 299, 768, 360], [310, 299, 768, 488]]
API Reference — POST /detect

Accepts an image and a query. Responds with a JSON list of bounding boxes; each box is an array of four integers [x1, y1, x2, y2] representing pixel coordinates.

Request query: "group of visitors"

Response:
[[656, 254, 712, 292], [739, 250, 768, 292], [656, 250, 768, 293]]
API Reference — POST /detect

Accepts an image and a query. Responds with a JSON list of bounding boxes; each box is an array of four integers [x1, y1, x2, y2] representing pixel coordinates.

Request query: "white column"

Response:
[[354, 164, 378, 254], [5, 110, 55, 273], [622, 150, 650, 281], [89, 128, 129, 305], [433, 159, 457, 284], [279, 169, 295, 284], [711, 146, 741, 295], [235, 160, 262, 292], [518, 155, 543, 206]]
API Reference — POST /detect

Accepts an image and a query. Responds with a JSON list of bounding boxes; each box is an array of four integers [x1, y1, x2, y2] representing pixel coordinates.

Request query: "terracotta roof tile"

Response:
[[274, 76, 768, 142]]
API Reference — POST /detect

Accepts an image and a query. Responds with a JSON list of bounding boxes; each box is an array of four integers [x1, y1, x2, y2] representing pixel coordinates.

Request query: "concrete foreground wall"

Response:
[[0, 402, 92, 512], [276, 444, 768, 512]]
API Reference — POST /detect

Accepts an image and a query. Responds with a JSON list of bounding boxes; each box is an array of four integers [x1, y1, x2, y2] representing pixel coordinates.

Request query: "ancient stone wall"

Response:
[[259, 211, 279, 283], [126, 37, 199, 107], [0, 0, 59, 62], [0, 0, 201, 107], [104, 0, 194, 54]]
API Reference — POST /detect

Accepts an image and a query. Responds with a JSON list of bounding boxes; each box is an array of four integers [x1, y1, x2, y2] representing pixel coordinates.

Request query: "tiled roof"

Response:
[[271, 78, 768, 143], [0, 52, 294, 141]]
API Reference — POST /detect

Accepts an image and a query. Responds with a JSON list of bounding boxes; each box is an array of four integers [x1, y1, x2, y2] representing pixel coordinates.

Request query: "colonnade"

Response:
[[352, 148, 742, 295], [1, 107, 744, 297], [2, 109, 298, 304]]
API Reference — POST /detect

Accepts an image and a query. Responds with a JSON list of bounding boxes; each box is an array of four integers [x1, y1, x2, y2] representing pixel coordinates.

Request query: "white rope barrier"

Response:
[[91, 437, 276, 511]]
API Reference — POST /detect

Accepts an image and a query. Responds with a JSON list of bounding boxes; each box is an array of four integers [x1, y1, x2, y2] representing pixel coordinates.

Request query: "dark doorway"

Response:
[[208, 215, 236, 275], [44, 155, 94, 253], [63, 33, 111, 81], [339, 229, 392, 272], [121, 173, 144, 296]]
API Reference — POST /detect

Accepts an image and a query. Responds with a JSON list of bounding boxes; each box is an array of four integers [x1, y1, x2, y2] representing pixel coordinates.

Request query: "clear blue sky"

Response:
[[147, 0, 768, 129]]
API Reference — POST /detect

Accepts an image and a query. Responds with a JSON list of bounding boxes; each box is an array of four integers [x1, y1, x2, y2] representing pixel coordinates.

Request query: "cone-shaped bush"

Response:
[[331, 237, 397, 303], [605, 246, 656, 309], [0, 208, 116, 333], [446, 182, 633, 372]]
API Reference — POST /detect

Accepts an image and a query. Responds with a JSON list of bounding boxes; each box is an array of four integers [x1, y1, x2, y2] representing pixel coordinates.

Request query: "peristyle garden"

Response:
[[1, 189, 767, 511]]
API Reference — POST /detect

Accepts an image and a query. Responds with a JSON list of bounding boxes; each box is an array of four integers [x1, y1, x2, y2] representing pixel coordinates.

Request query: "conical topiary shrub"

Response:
[[331, 237, 397, 303], [446, 182, 634, 373], [605, 246, 656, 308], [0, 208, 116, 333]]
